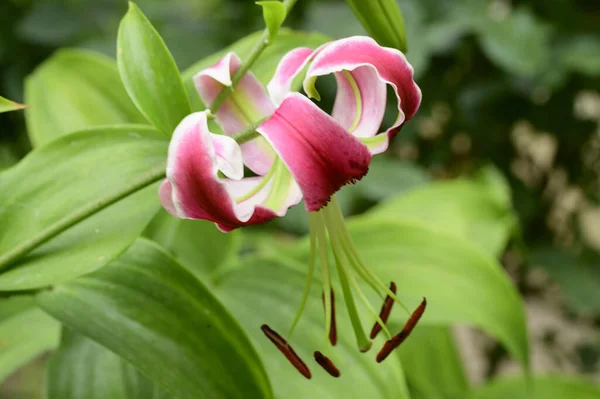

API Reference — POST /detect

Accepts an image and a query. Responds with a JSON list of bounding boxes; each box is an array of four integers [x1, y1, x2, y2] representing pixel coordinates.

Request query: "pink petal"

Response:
[[304, 36, 422, 154], [160, 111, 298, 232], [331, 66, 387, 138], [267, 47, 315, 106], [257, 93, 372, 211], [194, 52, 276, 175]]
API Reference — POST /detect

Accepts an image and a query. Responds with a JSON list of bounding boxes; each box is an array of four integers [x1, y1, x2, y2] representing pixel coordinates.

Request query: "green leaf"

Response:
[[47, 328, 172, 399], [182, 29, 329, 111], [257, 1, 286, 42], [24, 49, 147, 147], [37, 239, 272, 399], [531, 248, 600, 316], [476, 7, 551, 77], [345, 219, 529, 368], [345, 0, 408, 51], [397, 326, 468, 399], [144, 209, 239, 281], [366, 178, 515, 257], [0, 297, 60, 383], [467, 375, 600, 399], [215, 256, 411, 399], [357, 157, 430, 202], [0, 126, 167, 290], [559, 35, 600, 77], [0, 96, 27, 113], [117, 2, 191, 135]]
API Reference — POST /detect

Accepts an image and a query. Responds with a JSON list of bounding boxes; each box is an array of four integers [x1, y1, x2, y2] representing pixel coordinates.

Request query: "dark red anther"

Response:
[[321, 290, 337, 346], [314, 351, 341, 377], [370, 282, 397, 339], [261, 324, 311, 379], [376, 297, 427, 363]]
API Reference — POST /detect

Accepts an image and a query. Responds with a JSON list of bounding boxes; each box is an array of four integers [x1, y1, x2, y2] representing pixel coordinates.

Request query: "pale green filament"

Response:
[[325, 218, 392, 340], [331, 238, 372, 352], [315, 212, 333, 343], [329, 196, 411, 315], [323, 206, 372, 352], [287, 213, 319, 340], [343, 70, 362, 132], [235, 160, 277, 203]]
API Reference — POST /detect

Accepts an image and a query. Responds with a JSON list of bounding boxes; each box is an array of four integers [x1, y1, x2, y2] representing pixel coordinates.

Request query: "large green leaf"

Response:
[[0, 297, 60, 383], [214, 256, 411, 399], [397, 326, 468, 399], [467, 375, 600, 399], [0, 126, 167, 290], [24, 49, 147, 147], [366, 178, 515, 256], [37, 239, 272, 399], [46, 328, 172, 399], [347, 219, 528, 368], [117, 3, 191, 135], [144, 209, 239, 281], [182, 29, 330, 111]]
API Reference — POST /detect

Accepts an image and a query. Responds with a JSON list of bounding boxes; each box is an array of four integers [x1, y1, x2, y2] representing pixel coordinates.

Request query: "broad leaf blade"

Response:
[[0, 126, 167, 289], [47, 328, 172, 399], [0, 297, 60, 383], [346, 220, 529, 369], [467, 375, 600, 399], [144, 209, 239, 281], [24, 49, 147, 147], [37, 239, 272, 399], [117, 3, 191, 135], [367, 179, 515, 256], [397, 326, 468, 399]]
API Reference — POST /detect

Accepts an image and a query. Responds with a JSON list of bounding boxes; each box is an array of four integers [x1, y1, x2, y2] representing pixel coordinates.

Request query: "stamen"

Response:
[[370, 282, 397, 339], [323, 206, 372, 352], [376, 298, 427, 363], [314, 351, 341, 377], [261, 324, 312, 379], [321, 290, 337, 346], [329, 197, 410, 315]]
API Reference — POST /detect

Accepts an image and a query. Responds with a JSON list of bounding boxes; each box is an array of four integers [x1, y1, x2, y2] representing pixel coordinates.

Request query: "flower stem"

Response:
[[0, 162, 166, 270], [208, 0, 299, 115]]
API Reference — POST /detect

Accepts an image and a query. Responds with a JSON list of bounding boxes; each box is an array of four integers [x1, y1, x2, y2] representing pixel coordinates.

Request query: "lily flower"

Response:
[[159, 36, 424, 377]]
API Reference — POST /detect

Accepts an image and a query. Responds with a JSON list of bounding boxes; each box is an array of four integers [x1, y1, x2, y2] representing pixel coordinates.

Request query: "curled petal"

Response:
[[304, 36, 421, 154], [267, 47, 315, 106], [194, 53, 276, 175], [257, 93, 372, 211], [331, 66, 387, 139], [159, 112, 299, 232]]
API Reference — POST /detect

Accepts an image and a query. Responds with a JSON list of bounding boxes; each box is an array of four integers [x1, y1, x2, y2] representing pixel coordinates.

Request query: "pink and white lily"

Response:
[[159, 36, 421, 232], [159, 36, 425, 376]]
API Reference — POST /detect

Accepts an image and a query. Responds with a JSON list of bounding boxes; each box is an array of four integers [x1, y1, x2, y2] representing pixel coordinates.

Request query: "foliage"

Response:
[[0, 0, 599, 398]]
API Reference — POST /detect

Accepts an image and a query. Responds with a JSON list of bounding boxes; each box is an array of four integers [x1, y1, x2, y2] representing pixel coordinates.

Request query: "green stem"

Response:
[[231, 117, 268, 145], [0, 163, 166, 270], [208, 0, 299, 115]]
